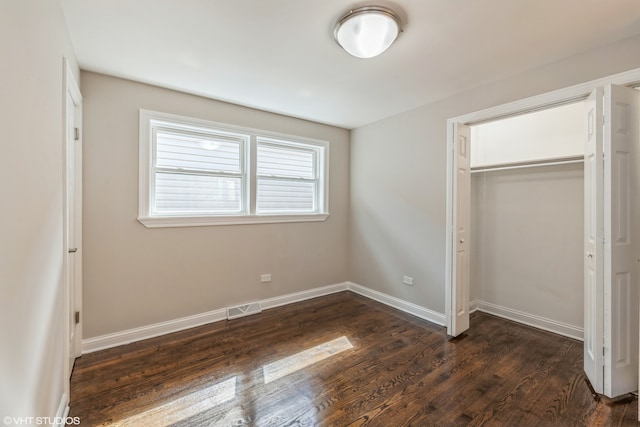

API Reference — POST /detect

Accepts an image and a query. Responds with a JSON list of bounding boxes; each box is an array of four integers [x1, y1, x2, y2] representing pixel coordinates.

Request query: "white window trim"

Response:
[[138, 109, 330, 228]]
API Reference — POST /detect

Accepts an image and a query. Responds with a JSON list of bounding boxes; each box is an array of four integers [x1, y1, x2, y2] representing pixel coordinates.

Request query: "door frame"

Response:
[[63, 57, 83, 399], [445, 68, 640, 337]]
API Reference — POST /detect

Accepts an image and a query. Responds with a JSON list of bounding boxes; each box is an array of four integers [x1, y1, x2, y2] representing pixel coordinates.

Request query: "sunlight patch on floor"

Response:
[[110, 376, 237, 426], [263, 336, 353, 384]]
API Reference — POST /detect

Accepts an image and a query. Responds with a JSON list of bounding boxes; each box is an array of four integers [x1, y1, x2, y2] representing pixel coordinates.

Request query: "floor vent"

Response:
[[226, 302, 262, 320]]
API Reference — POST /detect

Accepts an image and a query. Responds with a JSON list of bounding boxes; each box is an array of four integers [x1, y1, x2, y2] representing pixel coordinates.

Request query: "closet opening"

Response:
[[446, 74, 640, 401], [468, 101, 585, 340]]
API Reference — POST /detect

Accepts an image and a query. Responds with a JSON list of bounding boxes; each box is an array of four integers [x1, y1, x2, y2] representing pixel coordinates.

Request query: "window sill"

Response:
[[137, 213, 329, 228]]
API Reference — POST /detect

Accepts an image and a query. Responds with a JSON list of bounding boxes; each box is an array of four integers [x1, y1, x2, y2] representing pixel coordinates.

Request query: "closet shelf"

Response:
[[470, 155, 584, 174]]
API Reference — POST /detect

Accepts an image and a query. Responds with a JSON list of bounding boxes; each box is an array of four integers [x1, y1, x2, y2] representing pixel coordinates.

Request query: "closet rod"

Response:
[[471, 156, 584, 174]]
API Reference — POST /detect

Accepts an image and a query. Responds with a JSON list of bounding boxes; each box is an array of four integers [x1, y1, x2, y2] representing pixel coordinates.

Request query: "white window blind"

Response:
[[256, 140, 318, 214], [152, 128, 246, 215], [138, 110, 329, 227]]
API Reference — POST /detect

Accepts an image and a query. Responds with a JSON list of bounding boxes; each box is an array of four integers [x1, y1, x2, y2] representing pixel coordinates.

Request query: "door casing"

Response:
[[63, 57, 83, 400]]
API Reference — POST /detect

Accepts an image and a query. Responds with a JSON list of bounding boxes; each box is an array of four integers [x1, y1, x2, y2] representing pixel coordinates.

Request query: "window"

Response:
[[153, 127, 246, 216], [138, 110, 329, 227], [256, 139, 321, 214]]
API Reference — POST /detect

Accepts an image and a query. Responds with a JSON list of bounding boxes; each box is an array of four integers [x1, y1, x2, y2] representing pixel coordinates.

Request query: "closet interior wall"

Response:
[[469, 102, 585, 336]]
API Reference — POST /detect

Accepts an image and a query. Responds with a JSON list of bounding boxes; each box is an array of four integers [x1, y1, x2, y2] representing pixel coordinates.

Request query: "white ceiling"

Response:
[[60, 0, 640, 129]]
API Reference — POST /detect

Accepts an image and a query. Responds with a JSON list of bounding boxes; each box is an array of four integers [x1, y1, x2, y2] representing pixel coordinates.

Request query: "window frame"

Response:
[[151, 125, 249, 217], [138, 110, 329, 228], [256, 137, 324, 215]]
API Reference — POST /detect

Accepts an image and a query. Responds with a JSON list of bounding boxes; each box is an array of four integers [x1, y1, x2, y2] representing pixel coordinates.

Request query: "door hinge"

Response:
[[74, 127, 80, 141], [74, 311, 80, 324]]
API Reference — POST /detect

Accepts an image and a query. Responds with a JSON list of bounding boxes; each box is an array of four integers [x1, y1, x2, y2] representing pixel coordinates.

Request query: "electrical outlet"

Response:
[[260, 274, 272, 283], [403, 276, 414, 286]]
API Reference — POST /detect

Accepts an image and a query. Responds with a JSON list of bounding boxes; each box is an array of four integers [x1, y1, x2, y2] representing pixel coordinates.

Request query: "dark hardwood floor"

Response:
[[68, 292, 638, 426]]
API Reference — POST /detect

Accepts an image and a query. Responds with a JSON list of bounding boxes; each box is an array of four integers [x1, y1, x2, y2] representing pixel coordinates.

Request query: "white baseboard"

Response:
[[470, 299, 583, 341], [469, 299, 481, 313], [82, 282, 350, 353], [81, 282, 440, 353], [82, 307, 228, 353], [83, 285, 583, 354], [54, 392, 69, 427], [261, 282, 349, 310], [348, 282, 446, 326]]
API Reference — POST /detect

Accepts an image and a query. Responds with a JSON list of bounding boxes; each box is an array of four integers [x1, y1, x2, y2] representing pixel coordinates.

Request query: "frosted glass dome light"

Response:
[[334, 6, 403, 59]]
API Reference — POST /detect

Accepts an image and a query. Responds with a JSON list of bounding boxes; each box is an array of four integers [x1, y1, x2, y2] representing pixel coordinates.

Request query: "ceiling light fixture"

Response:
[[334, 6, 403, 59]]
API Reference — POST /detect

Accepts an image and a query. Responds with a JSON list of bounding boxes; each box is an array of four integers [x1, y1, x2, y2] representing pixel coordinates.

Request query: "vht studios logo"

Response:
[[3, 416, 80, 425]]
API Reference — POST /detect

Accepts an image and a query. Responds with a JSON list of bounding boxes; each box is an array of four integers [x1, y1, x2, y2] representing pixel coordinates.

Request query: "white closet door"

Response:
[[584, 84, 640, 398], [603, 84, 639, 397], [584, 87, 605, 393], [451, 123, 471, 336]]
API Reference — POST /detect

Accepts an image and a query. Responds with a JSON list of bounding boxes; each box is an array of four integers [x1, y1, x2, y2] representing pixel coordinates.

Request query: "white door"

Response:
[[65, 91, 77, 372], [584, 84, 640, 398], [64, 60, 83, 380], [584, 87, 604, 393], [449, 123, 471, 336], [603, 84, 639, 397]]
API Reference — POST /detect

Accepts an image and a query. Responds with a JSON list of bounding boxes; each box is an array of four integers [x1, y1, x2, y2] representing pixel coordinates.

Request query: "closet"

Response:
[[469, 102, 585, 338], [448, 84, 639, 399]]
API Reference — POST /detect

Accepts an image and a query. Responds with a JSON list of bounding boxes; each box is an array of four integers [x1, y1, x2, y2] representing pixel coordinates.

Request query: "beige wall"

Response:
[[81, 72, 350, 338], [0, 0, 79, 419], [350, 34, 640, 315], [470, 164, 584, 327]]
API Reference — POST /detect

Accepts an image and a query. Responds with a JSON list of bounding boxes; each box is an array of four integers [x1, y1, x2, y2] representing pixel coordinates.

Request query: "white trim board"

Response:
[[469, 299, 583, 341], [348, 282, 446, 326], [81, 283, 582, 353], [83, 282, 349, 353], [54, 392, 70, 427], [82, 307, 228, 353], [82, 282, 441, 353], [452, 68, 640, 126], [261, 282, 348, 310]]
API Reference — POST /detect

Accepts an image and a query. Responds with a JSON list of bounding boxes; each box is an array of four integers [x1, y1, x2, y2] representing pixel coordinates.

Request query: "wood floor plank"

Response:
[[68, 292, 639, 426]]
